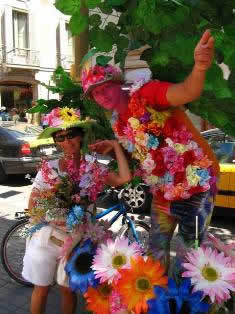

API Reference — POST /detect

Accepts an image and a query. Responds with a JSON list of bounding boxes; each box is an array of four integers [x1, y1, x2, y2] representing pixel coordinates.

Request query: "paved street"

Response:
[[0, 175, 234, 313]]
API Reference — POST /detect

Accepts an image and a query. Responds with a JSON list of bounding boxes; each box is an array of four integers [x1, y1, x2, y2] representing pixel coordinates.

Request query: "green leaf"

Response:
[[98, 2, 113, 14], [206, 64, 232, 98], [69, 11, 88, 35], [107, 0, 127, 6], [151, 52, 169, 67], [85, 0, 101, 9], [105, 22, 120, 39], [27, 100, 60, 113], [89, 14, 102, 27], [90, 29, 113, 52], [114, 49, 127, 67], [80, 48, 98, 66], [55, 0, 80, 15], [96, 55, 113, 66], [224, 21, 235, 37], [116, 36, 129, 49]]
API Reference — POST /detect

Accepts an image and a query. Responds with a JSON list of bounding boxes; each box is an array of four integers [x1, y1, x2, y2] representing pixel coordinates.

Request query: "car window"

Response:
[[210, 141, 235, 164], [6, 129, 34, 139]]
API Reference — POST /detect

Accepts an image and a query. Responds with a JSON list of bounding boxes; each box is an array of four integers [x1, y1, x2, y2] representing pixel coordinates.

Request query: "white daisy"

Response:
[[92, 237, 142, 284]]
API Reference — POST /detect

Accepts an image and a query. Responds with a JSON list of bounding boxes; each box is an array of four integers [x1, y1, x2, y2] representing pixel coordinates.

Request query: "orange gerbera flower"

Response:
[[116, 256, 168, 314], [84, 283, 112, 314]]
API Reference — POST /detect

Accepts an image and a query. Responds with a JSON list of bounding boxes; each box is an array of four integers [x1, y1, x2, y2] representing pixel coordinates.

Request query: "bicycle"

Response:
[[1, 185, 150, 287]]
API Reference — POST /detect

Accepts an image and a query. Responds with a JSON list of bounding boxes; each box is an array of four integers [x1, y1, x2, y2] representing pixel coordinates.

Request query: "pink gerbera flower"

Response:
[[182, 246, 235, 304], [206, 233, 235, 266], [109, 290, 128, 314], [92, 237, 142, 284]]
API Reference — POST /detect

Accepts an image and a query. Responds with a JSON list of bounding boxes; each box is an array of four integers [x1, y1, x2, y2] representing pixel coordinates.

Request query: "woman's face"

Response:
[[91, 81, 123, 111], [54, 128, 82, 155]]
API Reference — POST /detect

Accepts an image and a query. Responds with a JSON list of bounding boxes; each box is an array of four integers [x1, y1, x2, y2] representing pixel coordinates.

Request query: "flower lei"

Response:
[[111, 89, 215, 202], [28, 156, 108, 228]]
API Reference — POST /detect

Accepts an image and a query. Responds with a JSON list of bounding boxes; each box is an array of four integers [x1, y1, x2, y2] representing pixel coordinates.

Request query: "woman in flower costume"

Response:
[[82, 30, 220, 271], [22, 107, 131, 314]]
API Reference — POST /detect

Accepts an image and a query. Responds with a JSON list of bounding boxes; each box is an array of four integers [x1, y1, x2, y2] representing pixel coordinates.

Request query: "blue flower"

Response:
[[196, 169, 211, 186], [148, 278, 210, 314], [111, 110, 119, 124], [25, 222, 48, 237], [159, 172, 174, 184], [66, 205, 84, 230], [65, 239, 98, 293], [147, 135, 159, 150], [127, 141, 135, 152]]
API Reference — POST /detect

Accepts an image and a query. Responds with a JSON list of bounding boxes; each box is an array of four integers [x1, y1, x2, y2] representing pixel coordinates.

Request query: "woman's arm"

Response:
[[89, 140, 132, 187], [28, 188, 40, 211]]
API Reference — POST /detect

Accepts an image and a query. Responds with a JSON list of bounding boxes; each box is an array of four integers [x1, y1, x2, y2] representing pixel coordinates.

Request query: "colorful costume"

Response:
[[22, 157, 108, 286], [22, 107, 109, 286], [110, 79, 220, 266]]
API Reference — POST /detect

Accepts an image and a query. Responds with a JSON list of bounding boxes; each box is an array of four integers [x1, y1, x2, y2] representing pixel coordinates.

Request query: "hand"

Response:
[[194, 29, 214, 71], [88, 140, 118, 155]]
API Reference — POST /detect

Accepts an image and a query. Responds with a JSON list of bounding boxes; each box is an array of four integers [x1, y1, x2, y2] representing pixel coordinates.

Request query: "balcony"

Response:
[[59, 54, 74, 70], [1, 46, 40, 69]]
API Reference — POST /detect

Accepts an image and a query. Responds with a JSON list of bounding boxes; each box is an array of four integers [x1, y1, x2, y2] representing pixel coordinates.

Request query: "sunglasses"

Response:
[[54, 130, 82, 143]]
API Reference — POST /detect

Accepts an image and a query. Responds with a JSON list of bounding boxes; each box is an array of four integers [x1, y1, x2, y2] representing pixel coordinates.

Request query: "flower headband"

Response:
[[81, 65, 123, 96]]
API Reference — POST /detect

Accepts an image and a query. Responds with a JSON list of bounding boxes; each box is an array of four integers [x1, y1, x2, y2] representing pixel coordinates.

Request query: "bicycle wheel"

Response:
[[118, 221, 150, 254], [1, 218, 33, 287]]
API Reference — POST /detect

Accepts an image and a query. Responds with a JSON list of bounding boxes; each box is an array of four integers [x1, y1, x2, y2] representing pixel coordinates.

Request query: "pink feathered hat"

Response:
[[81, 64, 123, 97]]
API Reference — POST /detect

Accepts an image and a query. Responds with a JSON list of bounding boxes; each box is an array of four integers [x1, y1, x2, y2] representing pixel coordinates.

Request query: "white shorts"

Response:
[[22, 225, 69, 287]]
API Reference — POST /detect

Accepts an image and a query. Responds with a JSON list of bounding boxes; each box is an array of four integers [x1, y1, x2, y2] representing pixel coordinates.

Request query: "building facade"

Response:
[[0, 0, 74, 122]]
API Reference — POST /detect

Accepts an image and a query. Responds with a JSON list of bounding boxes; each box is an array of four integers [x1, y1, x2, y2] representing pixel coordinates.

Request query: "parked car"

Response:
[[0, 126, 61, 183], [201, 128, 235, 216]]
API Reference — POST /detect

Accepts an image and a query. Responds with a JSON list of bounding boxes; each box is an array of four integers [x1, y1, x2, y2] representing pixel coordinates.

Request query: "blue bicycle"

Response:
[[1, 185, 150, 287]]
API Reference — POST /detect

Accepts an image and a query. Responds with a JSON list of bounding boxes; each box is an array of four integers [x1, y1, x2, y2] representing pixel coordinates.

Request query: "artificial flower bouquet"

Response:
[[63, 233, 234, 314]]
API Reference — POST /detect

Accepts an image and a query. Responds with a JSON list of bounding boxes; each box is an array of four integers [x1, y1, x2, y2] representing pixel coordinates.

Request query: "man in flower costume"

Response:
[[82, 30, 220, 271], [22, 107, 132, 314]]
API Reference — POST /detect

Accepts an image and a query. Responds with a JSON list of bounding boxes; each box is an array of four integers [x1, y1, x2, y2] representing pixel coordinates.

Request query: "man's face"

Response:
[[91, 81, 122, 111]]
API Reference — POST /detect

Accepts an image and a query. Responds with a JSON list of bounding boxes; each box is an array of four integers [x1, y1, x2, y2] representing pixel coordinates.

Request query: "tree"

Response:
[[54, 0, 235, 136], [28, 66, 114, 151]]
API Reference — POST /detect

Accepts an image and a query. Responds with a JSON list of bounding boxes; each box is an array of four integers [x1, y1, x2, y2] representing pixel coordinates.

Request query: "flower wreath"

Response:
[[111, 89, 216, 202], [28, 155, 108, 233]]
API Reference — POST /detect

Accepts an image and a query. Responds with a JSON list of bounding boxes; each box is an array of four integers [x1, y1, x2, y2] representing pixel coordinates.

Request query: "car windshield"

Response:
[[6, 129, 35, 139], [210, 141, 235, 164]]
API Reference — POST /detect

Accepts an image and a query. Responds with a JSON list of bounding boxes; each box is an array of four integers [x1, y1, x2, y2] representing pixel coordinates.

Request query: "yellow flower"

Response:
[[128, 117, 140, 130], [60, 107, 79, 124], [132, 144, 147, 162], [173, 143, 188, 154], [147, 107, 171, 127], [116, 256, 167, 314], [144, 175, 159, 185], [186, 165, 200, 186], [135, 131, 147, 146]]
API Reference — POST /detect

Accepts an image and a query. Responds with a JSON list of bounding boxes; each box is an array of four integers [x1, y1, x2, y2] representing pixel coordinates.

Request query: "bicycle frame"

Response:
[[95, 202, 141, 244]]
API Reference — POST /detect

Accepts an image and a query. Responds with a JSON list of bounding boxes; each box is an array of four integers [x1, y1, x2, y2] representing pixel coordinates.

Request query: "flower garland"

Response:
[[28, 155, 108, 234], [111, 90, 216, 202]]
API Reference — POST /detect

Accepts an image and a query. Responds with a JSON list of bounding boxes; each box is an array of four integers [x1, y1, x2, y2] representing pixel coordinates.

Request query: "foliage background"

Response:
[[53, 0, 235, 136]]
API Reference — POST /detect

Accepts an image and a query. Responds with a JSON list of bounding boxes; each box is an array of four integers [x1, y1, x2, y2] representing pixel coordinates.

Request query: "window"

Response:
[[65, 23, 73, 57], [12, 11, 29, 51]]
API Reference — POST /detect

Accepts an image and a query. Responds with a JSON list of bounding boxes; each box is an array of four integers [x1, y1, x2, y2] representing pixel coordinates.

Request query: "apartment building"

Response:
[[0, 0, 74, 116]]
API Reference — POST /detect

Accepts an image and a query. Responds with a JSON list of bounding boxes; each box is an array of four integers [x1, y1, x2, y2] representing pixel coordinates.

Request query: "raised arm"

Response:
[[89, 140, 132, 187], [166, 29, 214, 106]]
